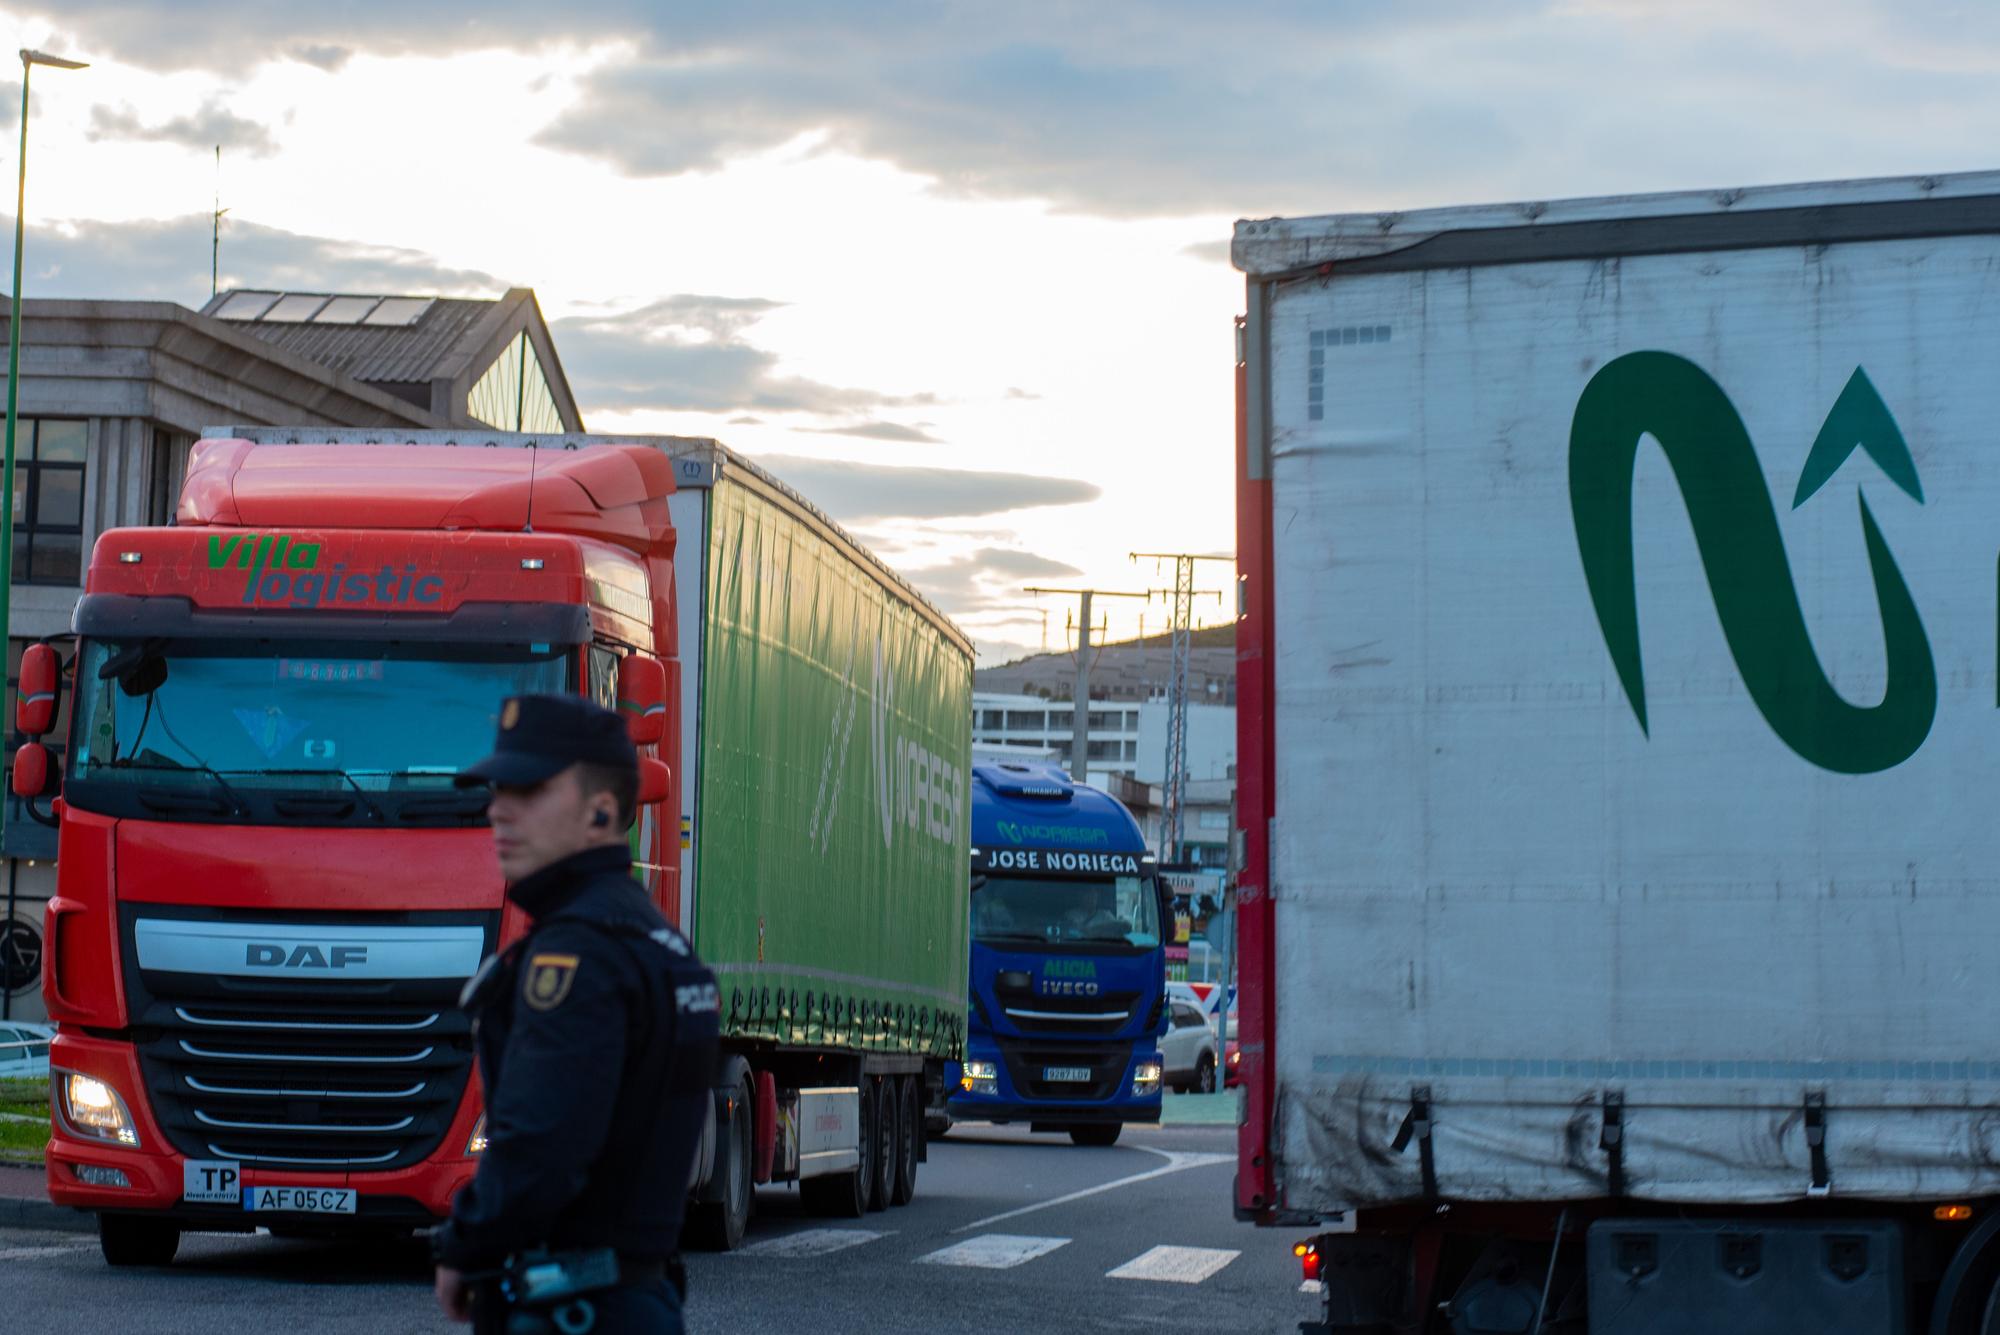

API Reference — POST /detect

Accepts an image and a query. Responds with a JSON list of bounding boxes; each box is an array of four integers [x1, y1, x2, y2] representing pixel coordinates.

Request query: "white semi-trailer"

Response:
[[1230, 171, 2000, 1334]]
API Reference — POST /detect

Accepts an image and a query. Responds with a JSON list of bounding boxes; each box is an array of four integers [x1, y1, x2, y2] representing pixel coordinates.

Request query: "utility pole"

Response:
[[211, 146, 229, 299], [1131, 552, 1232, 862], [1025, 586, 1145, 784]]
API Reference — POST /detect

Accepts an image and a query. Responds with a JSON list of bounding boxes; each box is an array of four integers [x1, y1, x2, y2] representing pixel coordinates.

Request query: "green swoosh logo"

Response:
[[1570, 351, 1935, 775]]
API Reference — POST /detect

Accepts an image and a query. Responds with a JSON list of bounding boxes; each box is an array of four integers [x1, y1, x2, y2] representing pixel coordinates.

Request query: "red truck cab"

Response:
[[30, 437, 680, 1263]]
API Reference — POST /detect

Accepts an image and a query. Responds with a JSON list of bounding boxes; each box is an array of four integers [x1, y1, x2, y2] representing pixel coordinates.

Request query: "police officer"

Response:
[[432, 694, 719, 1334]]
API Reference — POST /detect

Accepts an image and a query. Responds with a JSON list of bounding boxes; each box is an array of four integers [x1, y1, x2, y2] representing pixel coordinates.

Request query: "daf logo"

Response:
[[244, 943, 370, 970]]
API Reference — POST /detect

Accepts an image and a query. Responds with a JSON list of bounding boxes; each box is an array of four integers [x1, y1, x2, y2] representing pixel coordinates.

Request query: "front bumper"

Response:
[[45, 1032, 478, 1228], [947, 1037, 1164, 1126]]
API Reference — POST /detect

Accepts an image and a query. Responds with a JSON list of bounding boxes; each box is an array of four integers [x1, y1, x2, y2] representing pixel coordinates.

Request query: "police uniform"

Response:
[[433, 695, 719, 1334]]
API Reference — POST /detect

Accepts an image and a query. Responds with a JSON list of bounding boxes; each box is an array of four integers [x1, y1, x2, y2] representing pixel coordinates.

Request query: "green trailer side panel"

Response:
[[695, 479, 970, 1058]]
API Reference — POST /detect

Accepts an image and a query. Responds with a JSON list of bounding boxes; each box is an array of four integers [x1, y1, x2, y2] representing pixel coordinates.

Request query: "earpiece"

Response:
[[592, 809, 612, 829]]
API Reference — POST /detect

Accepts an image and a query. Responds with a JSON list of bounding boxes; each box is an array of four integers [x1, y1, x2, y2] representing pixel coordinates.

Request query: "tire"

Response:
[[100, 1214, 180, 1267], [1937, 1211, 2000, 1335], [684, 1073, 754, 1251], [868, 1076, 896, 1213], [803, 1077, 874, 1218], [890, 1077, 920, 1206], [1068, 1123, 1122, 1148], [1195, 1053, 1217, 1094]]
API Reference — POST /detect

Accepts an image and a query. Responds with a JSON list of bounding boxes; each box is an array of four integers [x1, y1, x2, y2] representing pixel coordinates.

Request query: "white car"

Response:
[[0, 1020, 52, 1079], [1160, 999, 1219, 1094]]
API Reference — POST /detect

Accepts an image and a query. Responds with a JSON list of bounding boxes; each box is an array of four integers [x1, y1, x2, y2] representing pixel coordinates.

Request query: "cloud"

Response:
[[88, 100, 282, 157], [900, 547, 1085, 619], [12, 212, 508, 304], [802, 421, 942, 444], [551, 296, 925, 417], [49, 3, 2000, 218], [1180, 239, 1231, 265], [288, 44, 354, 71], [1003, 387, 1041, 401], [751, 454, 1099, 523]]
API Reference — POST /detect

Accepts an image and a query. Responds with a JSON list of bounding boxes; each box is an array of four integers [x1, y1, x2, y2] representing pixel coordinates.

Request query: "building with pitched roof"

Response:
[[0, 287, 585, 1014]]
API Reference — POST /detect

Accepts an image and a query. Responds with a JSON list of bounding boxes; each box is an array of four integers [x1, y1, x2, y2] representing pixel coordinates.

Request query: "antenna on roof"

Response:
[[211, 146, 229, 299]]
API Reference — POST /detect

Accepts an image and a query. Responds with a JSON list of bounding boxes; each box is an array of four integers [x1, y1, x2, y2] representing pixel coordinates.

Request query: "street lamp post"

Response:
[[2, 49, 87, 850]]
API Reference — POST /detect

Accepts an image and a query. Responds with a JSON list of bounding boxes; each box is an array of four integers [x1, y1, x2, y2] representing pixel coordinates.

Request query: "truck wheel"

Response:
[[804, 1077, 875, 1218], [891, 1077, 920, 1206], [99, 1214, 180, 1267], [1196, 1053, 1217, 1094], [1936, 1211, 2000, 1334], [868, 1076, 896, 1212], [1069, 1124, 1121, 1148], [684, 1071, 754, 1251]]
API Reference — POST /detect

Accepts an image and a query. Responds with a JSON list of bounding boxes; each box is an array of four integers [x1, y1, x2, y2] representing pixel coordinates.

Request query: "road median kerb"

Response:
[[0, 1164, 95, 1234]]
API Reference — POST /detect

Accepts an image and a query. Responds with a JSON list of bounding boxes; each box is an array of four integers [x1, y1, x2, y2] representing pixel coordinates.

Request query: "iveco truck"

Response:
[[1233, 170, 2000, 1333], [947, 762, 1165, 1145], [28, 429, 970, 1264]]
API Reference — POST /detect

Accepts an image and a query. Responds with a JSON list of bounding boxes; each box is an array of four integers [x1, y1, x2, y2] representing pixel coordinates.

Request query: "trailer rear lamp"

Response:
[[1936, 1204, 1975, 1222], [1294, 1240, 1323, 1282], [72, 1164, 131, 1189], [520, 558, 545, 570], [118, 551, 143, 564], [466, 1114, 489, 1155], [59, 1073, 140, 1147]]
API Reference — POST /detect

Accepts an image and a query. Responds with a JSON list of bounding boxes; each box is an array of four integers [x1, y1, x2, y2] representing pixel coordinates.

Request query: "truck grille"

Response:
[[120, 908, 491, 1174], [994, 985, 1142, 1038], [138, 997, 474, 1169], [995, 1040, 1132, 1101]]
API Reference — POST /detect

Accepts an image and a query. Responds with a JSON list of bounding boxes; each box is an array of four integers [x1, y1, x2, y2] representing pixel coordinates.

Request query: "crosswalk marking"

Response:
[[736, 1228, 890, 1259], [0, 1243, 88, 1261], [1107, 1244, 1241, 1284], [917, 1233, 1070, 1269]]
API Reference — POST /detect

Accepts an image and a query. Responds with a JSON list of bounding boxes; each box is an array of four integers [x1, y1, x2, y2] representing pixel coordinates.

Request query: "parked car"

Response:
[[1161, 999, 1219, 1093], [0, 1021, 52, 1079]]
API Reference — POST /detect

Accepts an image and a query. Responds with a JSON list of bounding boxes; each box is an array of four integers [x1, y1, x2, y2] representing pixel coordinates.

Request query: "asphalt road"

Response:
[[1, 1115, 1317, 1334]]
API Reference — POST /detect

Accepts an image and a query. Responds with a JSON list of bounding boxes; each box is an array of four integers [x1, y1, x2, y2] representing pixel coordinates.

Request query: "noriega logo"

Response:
[[1568, 351, 1936, 775]]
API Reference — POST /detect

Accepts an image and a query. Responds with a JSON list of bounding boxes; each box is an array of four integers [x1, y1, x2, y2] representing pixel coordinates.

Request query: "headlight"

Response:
[[466, 1114, 489, 1155], [59, 1073, 140, 1147], [1229, 1050, 1241, 1064], [960, 1061, 999, 1095], [1133, 1061, 1163, 1093]]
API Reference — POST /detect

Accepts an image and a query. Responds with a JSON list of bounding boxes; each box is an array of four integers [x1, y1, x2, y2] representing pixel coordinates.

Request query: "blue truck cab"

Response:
[[948, 762, 1167, 1146]]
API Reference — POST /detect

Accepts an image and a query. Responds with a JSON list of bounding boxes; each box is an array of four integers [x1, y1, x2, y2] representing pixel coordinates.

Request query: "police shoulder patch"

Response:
[[523, 952, 580, 1011]]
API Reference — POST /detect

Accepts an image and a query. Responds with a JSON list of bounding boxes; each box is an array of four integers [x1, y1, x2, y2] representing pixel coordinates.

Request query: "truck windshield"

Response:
[[67, 636, 569, 821], [972, 875, 1161, 950]]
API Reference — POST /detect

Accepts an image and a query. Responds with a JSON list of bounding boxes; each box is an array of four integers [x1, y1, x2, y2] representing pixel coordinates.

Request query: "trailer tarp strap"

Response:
[[1805, 1092, 1830, 1196], [1391, 1087, 1438, 1201], [1599, 1091, 1625, 1197]]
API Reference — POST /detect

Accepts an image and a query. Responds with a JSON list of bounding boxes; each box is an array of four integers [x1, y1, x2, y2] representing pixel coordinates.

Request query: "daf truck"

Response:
[[1232, 170, 2000, 1333], [27, 429, 970, 1263]]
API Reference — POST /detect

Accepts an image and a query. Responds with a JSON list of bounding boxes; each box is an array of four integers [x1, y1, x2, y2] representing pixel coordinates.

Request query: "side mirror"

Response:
[[16, 643, 59, 736], [12, 742, 49, 799], [637, 757, 670, 806], [617, 655, 668, 746]]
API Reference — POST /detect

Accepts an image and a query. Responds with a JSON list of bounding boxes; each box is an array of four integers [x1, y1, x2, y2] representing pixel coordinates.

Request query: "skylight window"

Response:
[[262, 294, 330, 323], [312, 296, 381, 324], [213, 291, 280, 321]]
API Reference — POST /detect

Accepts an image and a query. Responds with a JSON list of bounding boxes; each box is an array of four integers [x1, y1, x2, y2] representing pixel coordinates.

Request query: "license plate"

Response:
[[183, 1159, 241, 1204], [1043, 1066, 1093, 1083], [244, 1186, 356, 1214]]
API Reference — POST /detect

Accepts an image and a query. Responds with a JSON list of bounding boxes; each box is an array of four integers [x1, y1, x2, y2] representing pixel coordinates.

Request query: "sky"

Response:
[[8, 2, 2000, 663]]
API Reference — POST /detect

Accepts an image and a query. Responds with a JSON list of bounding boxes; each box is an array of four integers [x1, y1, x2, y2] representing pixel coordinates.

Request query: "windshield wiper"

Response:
[[110, 760, 248, 818], [257, 769, 387, 824]]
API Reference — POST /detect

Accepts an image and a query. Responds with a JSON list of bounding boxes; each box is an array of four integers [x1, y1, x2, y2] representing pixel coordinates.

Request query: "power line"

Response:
[[1130, 552, 1232, 862]]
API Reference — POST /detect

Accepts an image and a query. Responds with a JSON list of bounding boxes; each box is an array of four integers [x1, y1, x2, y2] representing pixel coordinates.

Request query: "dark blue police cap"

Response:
[[455, 694, 638, 788]]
